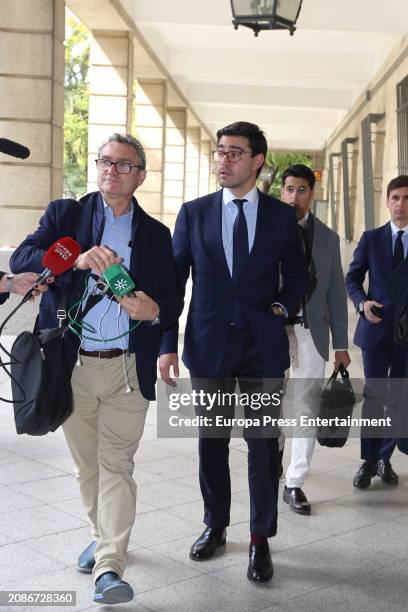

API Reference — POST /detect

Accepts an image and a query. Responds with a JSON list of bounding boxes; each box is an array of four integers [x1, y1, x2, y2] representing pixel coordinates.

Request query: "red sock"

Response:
[[250, 533, 268, 547]]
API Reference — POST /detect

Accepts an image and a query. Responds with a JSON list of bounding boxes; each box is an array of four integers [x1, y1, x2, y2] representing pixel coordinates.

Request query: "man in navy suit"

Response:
[[159, 122, 307, 583], [346, 175, 408, 488], [10, 134, 183, 605]]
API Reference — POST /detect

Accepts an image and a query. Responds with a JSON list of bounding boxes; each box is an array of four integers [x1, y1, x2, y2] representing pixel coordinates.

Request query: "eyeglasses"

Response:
[[283, 185, 310, 194], [213, 150, 252, 163], [95, 158, 144, 174]]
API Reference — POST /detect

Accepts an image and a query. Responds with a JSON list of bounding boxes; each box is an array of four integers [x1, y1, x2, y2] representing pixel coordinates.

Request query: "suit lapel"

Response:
[[380, 222, 393, 273], [207, 191, 232, 280]]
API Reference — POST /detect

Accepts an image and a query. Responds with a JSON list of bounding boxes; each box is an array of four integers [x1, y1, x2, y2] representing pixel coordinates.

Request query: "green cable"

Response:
[[67, 274, 142, 342]]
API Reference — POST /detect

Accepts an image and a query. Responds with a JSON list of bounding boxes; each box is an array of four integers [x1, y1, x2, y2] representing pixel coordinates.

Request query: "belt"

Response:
[[285, 316, 304, 326], [79, 348, 127, 359]]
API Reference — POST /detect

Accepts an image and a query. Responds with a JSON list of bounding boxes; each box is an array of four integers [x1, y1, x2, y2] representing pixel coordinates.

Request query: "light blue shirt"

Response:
[[222, 186, 259, 275], [81, 200, 133, 351], [390, 221, 408, 258]]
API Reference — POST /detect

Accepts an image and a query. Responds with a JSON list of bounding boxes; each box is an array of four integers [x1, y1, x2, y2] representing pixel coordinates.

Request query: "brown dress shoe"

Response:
[[283, 486, 311, 515]]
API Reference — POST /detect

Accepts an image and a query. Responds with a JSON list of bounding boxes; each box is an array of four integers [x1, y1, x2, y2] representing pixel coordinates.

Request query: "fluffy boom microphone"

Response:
[[21, 237, 81, 303]]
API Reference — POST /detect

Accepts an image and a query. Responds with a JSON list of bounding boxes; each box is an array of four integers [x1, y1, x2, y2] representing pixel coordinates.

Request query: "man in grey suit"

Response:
[[280, 164, 350, 514]]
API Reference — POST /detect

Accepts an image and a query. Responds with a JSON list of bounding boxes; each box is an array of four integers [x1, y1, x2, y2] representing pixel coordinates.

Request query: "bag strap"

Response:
[[57, 288, 67, 327]]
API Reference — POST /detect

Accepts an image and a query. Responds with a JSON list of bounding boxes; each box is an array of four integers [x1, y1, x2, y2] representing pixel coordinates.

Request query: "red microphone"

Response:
[[21, 237, 81, 303]]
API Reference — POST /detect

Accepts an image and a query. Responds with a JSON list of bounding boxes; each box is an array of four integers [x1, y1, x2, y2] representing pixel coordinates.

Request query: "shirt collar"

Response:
[[298, 211, 310, 228], [102, 197, 134, 218], [390, 220, 408, 235], [222, 185, 258, 207]]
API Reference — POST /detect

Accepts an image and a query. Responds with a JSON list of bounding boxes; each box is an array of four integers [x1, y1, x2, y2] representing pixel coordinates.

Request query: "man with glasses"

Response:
[[159, 122, 307, 583], [10, 133, 183, 605], [280, 164, 350, 514]]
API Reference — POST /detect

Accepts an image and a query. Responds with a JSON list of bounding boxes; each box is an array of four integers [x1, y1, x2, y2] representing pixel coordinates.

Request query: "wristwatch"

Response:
[[151, 311, 160, 326], [5, 274, 14, 293], [358, 301, 365, 314]]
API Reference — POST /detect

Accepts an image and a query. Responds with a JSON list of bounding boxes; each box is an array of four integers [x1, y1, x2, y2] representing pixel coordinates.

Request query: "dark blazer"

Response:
[[386, 257, 408, 305], [10, 191, 183, 400], [345, 222, 396, 350], [160, 189, 308, 377]]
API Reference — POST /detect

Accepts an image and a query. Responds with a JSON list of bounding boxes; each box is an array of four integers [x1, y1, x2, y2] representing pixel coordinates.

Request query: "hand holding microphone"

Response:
[[8, 273, 49, 297], [21, 236, 81, 303]]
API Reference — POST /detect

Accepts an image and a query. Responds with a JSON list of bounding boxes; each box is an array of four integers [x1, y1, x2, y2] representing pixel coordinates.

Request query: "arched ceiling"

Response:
[[67, 0, 408, 151]]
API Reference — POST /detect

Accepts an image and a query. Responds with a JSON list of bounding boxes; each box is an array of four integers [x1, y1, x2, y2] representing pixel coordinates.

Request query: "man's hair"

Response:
[[386, 175, 408, 198], [216, 122, 267, 177], [98, 133, 146, 170], [281, 164, 315, 190]]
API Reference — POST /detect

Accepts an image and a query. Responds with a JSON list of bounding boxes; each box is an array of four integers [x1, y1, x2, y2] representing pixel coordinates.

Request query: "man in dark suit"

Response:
[[159, 122, 307, 583], [10, 133, 183, 605], [346, 174, 408, 489]]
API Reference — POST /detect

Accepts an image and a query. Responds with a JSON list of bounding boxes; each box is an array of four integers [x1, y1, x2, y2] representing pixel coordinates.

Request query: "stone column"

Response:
[[133, 79, 166, 221], [163, 107, 187, 230], [199, 138, 211, 196], [0, 0, 65, 245], [184, 126, 201, 201], [87, 30, 133, 192]]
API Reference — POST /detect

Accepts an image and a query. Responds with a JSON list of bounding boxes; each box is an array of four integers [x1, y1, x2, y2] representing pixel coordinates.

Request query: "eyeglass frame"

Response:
[[95, 158, 144, 174], [212, 149, 253, 163]]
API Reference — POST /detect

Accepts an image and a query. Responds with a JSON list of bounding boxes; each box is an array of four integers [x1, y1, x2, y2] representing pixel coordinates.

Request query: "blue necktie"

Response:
[[393, 230, 404, 269], [231, 199, 248, 327]]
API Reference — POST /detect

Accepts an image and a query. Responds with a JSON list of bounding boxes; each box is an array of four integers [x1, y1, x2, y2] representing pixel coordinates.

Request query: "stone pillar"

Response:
[[133, 79, 166, 220], [184, 127, 201, 201], [199, 138, 211, 196], [0, 0, 65, 246], [209, 164, 218, 193], [87, 30, 133, 192], [163, 107, 187, 230]]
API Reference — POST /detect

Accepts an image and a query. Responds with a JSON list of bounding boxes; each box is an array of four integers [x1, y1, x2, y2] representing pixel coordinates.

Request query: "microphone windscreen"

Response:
[[0, 138, 30, 159], [42, 237, 81, 276]]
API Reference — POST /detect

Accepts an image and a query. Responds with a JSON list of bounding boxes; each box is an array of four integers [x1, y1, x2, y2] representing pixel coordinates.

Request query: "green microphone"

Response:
[[102, 264, 136, 297]]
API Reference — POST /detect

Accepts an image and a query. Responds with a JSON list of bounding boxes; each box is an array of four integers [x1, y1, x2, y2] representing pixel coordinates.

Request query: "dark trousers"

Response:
[[361, 331, 407, 463], [191, 325, 282, 538]]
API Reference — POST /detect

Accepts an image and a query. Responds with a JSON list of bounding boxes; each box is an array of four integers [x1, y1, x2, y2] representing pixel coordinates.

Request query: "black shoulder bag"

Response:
[[10, 291, 73, 435]]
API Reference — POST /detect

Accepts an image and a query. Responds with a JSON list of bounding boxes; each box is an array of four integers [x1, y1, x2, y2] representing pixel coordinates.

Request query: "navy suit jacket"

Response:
[[10, 192, 183, 400], [160, 189, 308, 377], [386, 256, 408, 305], [346, 222, 397, 350]]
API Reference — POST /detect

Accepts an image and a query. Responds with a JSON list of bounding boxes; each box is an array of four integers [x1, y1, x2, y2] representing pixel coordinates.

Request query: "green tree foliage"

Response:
[[64, 10, 90, 198], [259, 151, 312, 198]]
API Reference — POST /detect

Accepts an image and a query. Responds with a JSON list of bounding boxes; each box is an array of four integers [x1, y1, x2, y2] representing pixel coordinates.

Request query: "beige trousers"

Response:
[[63, 353, 148, 581]]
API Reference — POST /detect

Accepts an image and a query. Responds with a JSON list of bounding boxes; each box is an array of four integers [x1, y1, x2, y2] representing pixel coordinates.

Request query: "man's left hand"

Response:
[[334, 350, 351, 372], [120, 291, 159, 321]]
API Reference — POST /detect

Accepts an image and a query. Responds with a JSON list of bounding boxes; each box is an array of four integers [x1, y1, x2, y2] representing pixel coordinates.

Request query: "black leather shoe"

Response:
[[77, 541, 96, 574], [353, 461, 377, 489], [189, 527, 226, 561], [93, 571, 133, 605], [377, 460, 399, 485], [247, 543, 273, 583], [283, 486, 311, 515]]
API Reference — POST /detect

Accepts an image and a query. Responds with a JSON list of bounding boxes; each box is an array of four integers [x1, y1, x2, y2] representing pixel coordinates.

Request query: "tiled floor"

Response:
[[0, 290, 407, 610]]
